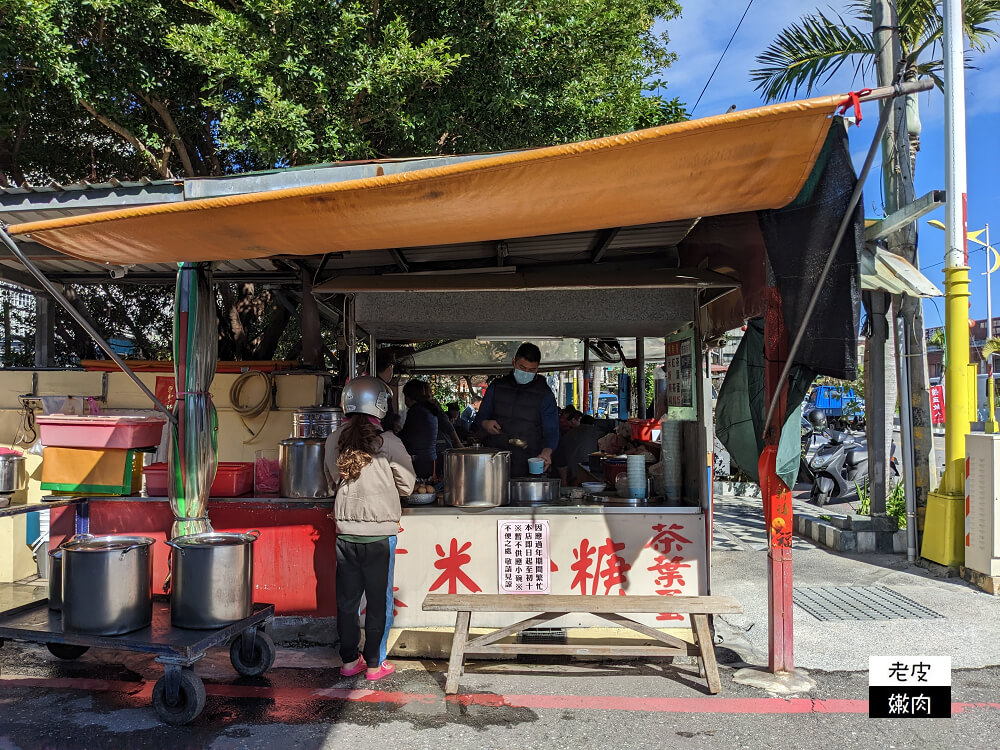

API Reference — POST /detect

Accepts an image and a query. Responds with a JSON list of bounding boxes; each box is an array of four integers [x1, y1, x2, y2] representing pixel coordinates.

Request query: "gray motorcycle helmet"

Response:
[[341, 376, 391, 419], [806, 408, 827, 433]]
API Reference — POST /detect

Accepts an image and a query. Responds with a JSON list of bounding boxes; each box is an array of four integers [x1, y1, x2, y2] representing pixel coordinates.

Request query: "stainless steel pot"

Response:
[[509, 478, 561, 506], [292, 407, 344, 439], [279, 437, 333, 498], [166, 530, 259, 629], [61, 535, 154, 635], [0, 454, 26, 494], [48, 548, 62, 611], [443, 448, 510, 507]]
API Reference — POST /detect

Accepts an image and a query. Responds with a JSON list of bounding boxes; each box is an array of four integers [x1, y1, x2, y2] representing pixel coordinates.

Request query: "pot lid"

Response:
[[170, 531, 258, 547], [295, 407, 343, 413], [449, 448, 509, 455], [62, 535, 155, 551]]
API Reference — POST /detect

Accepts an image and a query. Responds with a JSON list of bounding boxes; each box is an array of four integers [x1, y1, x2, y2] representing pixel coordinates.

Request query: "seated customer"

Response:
[[447, 402, 471, 443], [398, 379, 439, 479], [554, 414, 603, 486]]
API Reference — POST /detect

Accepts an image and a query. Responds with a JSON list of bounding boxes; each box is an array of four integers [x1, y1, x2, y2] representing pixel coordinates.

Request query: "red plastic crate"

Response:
[[628, 418, 659, 442], [143, 462, 254, 497], [36, 415, 166, 450]]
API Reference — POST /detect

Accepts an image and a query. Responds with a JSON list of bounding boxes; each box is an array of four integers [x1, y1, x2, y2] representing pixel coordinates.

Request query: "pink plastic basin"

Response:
[[36, 415, 167, 450]]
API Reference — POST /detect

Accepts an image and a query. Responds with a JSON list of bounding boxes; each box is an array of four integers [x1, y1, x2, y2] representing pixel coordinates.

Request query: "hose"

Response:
[[230, 371, 273, 443]]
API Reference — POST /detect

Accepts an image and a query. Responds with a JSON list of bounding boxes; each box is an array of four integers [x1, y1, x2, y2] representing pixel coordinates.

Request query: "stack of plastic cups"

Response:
[[627, 454, 646, 498], [661, 420, 683, 501]]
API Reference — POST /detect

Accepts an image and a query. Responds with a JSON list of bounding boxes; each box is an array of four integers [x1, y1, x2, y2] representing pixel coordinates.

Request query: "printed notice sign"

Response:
[[498, 520, 551, 594], [663, 327, 697, 421], [869, 656, 951, 718]]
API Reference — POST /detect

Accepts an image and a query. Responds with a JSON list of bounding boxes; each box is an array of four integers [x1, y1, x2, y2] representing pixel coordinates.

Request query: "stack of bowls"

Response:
[[626, 455, 646, 499]]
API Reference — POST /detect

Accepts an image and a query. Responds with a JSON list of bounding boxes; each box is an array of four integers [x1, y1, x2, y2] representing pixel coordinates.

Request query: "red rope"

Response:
[[835, 89, 872, 125]]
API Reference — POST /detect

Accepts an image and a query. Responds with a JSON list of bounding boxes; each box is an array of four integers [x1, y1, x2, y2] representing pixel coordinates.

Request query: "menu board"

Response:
[[498, 520, 551, 594], [664, 327, 697, 421]]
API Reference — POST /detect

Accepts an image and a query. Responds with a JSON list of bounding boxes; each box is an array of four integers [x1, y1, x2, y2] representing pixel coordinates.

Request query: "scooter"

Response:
[[808, 429, 868, 506]]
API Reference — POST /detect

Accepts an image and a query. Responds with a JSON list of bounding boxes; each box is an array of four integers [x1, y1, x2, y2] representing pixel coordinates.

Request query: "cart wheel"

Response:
[[152, 669, 206, 726], [230, 630, 276, 677], [46, 643, 90, 660]]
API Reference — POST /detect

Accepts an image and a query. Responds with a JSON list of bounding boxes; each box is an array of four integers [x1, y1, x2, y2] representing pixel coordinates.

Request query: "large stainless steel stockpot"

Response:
[[0, 454, 26, 495], [292, 407, 343, 439], [48, 548, 62, 610], [166, 530, 259, 629], [443, 448, 510, 507], [279, 437, 333, 498], [61, 535, 154, 635]]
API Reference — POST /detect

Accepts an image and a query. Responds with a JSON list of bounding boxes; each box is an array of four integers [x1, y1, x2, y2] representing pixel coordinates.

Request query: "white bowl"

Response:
[[580, 482, 606, 494]]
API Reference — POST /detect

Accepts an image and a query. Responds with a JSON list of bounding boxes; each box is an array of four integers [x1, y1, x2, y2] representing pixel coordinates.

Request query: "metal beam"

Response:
[[590, 228, 621, 263], [865, 190, 946, 241], [0, 229, 176, 423], [389, 249, 410, 273], [46, 272, 300, 285], [0, 263, 50, 293]]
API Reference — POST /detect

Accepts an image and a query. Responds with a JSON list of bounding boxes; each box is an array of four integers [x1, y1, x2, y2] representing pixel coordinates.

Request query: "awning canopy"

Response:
[[9, 96, 842, 265]]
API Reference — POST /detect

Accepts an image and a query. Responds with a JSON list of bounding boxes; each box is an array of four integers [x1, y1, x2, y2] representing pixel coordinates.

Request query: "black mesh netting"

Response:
[[757, 121, 862, 381]]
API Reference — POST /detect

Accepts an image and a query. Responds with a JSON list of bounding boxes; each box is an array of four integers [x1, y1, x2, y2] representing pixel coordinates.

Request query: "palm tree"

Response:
[[751, 0, 1000, 169]]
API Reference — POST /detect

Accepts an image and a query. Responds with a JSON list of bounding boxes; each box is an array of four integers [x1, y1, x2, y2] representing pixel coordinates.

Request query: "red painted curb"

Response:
[[3, 676, 999, 715]]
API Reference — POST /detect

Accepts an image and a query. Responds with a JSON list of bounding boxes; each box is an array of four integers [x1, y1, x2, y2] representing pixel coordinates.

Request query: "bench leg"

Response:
[[692, 614, 721, 695], [445, 610, 471, 695]]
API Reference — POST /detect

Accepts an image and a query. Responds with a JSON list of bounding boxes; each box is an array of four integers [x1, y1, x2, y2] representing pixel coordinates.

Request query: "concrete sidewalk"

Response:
[[711, 493, 1000, 672]]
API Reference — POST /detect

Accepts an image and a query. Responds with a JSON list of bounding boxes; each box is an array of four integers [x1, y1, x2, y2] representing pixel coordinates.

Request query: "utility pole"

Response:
[[872, 0, 938, 533], [923, 0, 971, 567]]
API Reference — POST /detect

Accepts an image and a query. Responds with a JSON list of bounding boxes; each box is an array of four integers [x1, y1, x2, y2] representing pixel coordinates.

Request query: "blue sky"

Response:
[[658, 1, 1000, 329]]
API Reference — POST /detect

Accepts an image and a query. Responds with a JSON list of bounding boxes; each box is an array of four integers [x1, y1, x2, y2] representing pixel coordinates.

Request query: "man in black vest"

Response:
[[473, 342, 560, 477]]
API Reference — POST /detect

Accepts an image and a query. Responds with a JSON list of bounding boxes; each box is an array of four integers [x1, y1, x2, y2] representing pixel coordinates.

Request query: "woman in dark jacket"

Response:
[[398, 379, 439, 479]]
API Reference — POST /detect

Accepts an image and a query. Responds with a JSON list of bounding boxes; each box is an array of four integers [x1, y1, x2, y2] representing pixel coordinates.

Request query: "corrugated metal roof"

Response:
[[0, 176, 176, 195]]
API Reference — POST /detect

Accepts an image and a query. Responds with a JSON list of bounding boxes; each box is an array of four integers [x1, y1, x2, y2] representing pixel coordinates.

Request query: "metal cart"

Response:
[[0, 499, 276, 725]]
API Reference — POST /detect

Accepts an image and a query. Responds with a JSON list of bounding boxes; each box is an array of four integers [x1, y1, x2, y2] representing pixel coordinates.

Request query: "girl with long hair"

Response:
[[325, 376, 415, 681]]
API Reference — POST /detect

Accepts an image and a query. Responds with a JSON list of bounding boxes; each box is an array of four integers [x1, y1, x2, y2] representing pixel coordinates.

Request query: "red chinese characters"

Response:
[[645, 523, 693, 620], [429, 539, 482, 594], [570, 537, 631, 595]]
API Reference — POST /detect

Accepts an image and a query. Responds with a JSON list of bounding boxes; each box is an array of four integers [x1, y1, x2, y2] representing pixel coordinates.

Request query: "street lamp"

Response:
[[929, 219, 1000, 431]]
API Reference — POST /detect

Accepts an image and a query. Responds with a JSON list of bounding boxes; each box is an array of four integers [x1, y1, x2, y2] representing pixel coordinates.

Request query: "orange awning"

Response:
[[9, 95, 843, 265]]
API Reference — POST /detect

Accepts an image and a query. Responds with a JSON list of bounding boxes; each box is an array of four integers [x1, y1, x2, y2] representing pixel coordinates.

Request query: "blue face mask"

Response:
[[513, 368, 535, 385]]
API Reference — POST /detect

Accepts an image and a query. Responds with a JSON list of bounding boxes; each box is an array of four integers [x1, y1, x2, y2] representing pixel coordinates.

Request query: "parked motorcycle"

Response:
[[808, 429, 869, 506]]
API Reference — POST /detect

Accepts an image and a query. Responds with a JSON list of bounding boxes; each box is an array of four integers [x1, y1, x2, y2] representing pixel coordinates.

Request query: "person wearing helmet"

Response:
[[325, 376, 416, 682]]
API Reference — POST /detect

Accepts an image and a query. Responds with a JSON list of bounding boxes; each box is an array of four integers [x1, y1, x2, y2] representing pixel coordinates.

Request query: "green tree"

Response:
[[1, 0, 686, 183]]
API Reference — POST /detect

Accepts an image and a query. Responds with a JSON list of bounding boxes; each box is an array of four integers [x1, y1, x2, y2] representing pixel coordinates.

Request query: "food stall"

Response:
[[0, 91, 881, 671]]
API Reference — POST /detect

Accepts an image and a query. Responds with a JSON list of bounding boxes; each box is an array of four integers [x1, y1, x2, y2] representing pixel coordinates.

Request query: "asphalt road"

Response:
[[1, 639, 999, 749]]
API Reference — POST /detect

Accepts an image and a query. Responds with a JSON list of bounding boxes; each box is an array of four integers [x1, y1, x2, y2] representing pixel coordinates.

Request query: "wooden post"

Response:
[[761, 286, 795, 674]]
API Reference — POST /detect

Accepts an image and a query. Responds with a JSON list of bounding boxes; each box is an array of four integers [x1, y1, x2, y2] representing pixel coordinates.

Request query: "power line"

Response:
[[690, 0, 756, 115]]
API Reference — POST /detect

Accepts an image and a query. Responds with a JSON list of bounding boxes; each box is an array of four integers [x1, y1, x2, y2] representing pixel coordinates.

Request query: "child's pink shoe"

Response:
[[365, 661, 395, 681], [340, 657, 365, 677]]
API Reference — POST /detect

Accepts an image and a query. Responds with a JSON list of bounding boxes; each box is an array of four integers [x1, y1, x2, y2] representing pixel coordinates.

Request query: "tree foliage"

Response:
[[2, 0, 686, 185], [750, 0, 1000, 102]]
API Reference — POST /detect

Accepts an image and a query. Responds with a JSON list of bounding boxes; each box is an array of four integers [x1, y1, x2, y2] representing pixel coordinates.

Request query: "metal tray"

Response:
[[585, 492, 665, 507]]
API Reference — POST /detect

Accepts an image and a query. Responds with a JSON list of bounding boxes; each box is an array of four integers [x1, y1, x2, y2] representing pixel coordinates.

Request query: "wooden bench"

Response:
[[422, 594, 742, 695]]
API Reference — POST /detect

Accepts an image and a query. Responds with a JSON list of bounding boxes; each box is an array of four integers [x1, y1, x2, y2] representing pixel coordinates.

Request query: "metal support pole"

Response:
[[762, 285, 794, 674], [868, 291, 889, 518], [636, 337, 646, 419], [34, 293, 54, 367], [923, 0, 970, 567], [985, 224, 997, 433], [0, 229, 175, 423], [582, 339, 591, 415], [897, 311, 919, 561], [368, 332, 376, 376], [344, 294, 357, 380]]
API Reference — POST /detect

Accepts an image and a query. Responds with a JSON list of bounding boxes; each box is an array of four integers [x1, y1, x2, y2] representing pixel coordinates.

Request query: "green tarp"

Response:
[[715, 319, 815, 490]]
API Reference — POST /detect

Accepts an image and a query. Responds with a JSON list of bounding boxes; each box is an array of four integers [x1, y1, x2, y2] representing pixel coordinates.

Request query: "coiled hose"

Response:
[[230, 371, 273, 443]]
